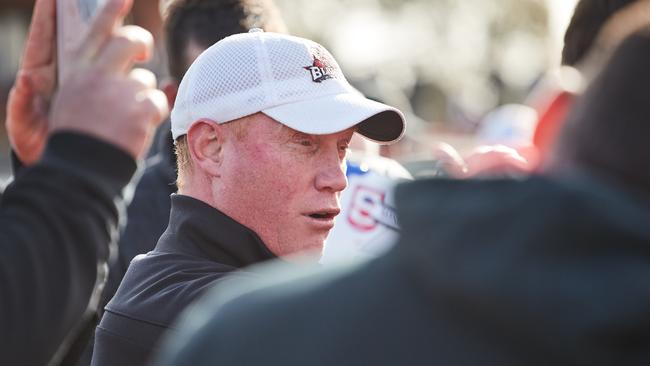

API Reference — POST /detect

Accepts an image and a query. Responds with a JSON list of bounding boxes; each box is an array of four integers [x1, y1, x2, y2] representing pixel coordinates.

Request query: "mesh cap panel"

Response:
[[171, 29, 405, 143]]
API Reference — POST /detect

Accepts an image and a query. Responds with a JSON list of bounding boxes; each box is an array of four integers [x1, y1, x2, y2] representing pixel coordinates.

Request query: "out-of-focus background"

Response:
[[0, 0, 578, 179]]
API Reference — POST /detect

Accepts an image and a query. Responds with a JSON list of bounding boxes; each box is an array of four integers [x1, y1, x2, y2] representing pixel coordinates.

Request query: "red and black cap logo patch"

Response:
[[304, 57, 335, 83]]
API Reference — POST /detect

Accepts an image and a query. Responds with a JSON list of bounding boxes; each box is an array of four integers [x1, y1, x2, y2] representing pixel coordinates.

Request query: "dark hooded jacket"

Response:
[[0, 133, 135, 366], [158, 175, 650, 366], [91, 194, 276, 366]]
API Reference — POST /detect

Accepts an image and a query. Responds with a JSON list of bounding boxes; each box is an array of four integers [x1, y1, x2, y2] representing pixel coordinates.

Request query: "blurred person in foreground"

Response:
[[155, 29, 650, 366], [91, 29, 404, 366], [0, 0, 168, 363]]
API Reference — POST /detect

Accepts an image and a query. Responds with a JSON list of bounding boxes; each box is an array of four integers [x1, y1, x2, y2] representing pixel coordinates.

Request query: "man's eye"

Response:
[[300, 140, 313, 147]]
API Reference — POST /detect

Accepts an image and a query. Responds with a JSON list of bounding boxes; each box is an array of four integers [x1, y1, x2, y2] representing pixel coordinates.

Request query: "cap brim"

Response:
[[262, 93, 405, 144]]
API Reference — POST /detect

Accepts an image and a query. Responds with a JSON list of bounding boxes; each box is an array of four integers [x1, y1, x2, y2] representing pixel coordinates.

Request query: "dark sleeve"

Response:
[[99, 159, 174, 321], [10, 149, 24, 177], [0, 132, 136, 366]]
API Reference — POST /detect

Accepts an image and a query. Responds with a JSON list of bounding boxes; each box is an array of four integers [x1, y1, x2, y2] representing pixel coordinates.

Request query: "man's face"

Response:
[[216, 113, 353, 258]]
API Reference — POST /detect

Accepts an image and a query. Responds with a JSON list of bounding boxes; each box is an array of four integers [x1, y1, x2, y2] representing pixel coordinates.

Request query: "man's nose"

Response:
[[315, 154, 348, 193]]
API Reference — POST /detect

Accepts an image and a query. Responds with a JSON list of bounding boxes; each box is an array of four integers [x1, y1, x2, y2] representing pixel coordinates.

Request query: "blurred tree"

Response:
[[276, 0, 550, 133]]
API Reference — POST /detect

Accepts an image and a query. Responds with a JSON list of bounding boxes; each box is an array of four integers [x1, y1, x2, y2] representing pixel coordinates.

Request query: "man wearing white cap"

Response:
[[92, 29, 404, 366]]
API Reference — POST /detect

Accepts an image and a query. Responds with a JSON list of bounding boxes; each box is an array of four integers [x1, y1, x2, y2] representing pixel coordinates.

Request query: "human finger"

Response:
[[94, 26, 153, 73], [465, 146, 530, 177], [134, 88, 169, 126], [430, 142, 467, 178], [21, 0, 56, 69], [7, 72, 34, 115], [78, 0, 133, 60], [128, 68, 157, 89]]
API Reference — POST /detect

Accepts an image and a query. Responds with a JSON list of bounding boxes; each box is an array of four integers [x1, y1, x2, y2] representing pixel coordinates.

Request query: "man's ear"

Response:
[[162, 79, 179, 109], [186, 120, 225, 177]]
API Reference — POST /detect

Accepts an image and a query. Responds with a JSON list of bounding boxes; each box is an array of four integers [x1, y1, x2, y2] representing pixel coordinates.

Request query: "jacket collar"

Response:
[[157, 194, 277, 268]]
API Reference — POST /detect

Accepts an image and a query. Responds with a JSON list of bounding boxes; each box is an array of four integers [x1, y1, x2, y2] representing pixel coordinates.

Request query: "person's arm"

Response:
[[0, 0, 168, 363], [0, 132, 135, 365]]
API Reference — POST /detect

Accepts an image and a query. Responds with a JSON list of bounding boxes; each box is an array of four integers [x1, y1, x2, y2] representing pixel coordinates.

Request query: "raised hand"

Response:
[[6, 0, 57, 165], [50, 0, 168, 159]]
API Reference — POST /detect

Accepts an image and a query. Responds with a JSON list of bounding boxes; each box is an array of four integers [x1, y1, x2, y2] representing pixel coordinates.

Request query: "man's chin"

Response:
[[281, 247, 323, 263], [287, 236, 325, 260]]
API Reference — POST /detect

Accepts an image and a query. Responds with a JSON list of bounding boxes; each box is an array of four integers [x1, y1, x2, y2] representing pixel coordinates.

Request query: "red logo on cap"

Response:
[[304, 57, 334, 83]]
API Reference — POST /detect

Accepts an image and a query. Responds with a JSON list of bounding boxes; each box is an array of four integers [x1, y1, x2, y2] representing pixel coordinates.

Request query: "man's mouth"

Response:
[[306, 209, 340, 220]]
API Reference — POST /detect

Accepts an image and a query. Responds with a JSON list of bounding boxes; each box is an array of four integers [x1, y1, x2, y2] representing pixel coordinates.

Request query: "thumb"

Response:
[[7, 72, 35, 118]]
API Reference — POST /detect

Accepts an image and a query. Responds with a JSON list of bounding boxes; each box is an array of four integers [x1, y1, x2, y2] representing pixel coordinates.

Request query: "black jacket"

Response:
[[157, 175, 650, 366], [119, 122, 176, 272], [0, 133, 135, 366], [92, 195, 276, 366], [105, 122, 177, 303], [75, 123, 176, 366]]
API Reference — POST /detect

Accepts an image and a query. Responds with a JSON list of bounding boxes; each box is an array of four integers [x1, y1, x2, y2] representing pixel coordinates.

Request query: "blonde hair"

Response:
[[174, 135, 193, 191]]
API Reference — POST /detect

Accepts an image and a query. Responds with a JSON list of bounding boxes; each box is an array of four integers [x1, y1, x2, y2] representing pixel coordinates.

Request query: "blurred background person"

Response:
[[530, 0, 639, 163], [320, 148, 413, 264]]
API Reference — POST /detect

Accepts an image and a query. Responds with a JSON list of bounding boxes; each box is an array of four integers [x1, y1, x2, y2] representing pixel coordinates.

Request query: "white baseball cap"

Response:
[[171, 29, 406, 143]]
